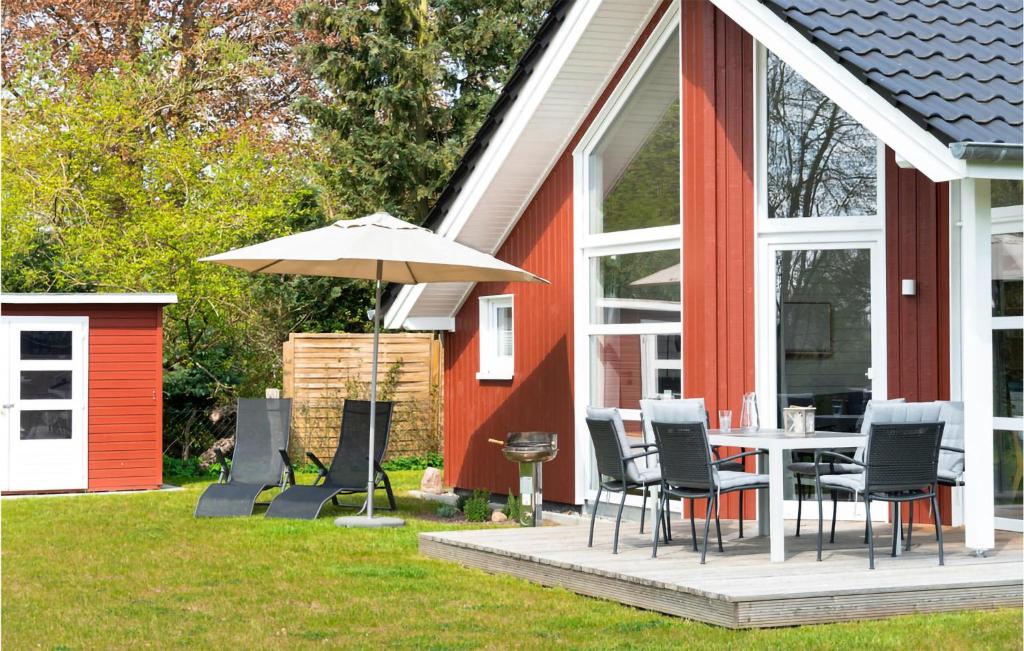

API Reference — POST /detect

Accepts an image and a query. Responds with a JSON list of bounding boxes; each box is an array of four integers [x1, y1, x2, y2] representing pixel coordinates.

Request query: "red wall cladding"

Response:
[[442, 2, 673, 504], [681, 1, 756, 519], [3, 304, 164, 491], [885, 149, 952, 524]]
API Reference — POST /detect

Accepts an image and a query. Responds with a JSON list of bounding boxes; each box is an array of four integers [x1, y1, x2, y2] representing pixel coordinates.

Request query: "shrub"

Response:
[[435, 504, 459, 519], [381, 453, 443, 471], [502, 491, 522, 523], [462, 490, 491, 522], [163, 455, 219, 479]]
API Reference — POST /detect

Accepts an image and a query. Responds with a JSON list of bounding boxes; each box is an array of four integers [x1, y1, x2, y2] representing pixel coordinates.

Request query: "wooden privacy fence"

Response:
[[282, 333, 443, 462]]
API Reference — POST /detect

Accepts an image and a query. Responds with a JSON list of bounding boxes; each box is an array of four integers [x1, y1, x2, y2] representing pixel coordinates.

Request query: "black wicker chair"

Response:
[[194, 398, 294, 517], [266, 400, 395, 520], [650, 421, 768, 563], [814, 422, 945, 569], [585, 414, 665, 554]]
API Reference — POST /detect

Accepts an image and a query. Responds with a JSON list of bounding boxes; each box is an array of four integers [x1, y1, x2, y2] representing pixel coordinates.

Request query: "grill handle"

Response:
[[487, 438, 504, 446]]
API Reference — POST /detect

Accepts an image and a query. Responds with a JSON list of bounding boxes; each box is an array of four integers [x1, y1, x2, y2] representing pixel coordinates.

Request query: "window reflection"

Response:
[[766, 53, 877, 218]]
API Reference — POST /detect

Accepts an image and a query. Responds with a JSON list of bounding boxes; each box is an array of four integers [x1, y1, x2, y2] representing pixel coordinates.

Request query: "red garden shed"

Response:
[[0, 293, 177, 493]]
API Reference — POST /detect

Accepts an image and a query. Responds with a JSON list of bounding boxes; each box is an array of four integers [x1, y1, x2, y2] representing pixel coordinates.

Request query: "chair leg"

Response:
[[381, 472, 397, 510], [665, 496, 672, 542], [639, 487, 648, 534], [829, 490, 838, 544], [331, 496, 340, 507], [689, 498, 698, 552], [891, 505, 900, 558], [932, 490, 944, 566], [795, 476, 803, 537], [652, 491, 663, 558], [865, 498, 876, 570], [714, 495, 723, 553], [588, 486, 602, 548], [700, 494, 714, 564], [906, 501, 914, 551], [816, 479, 824, 562], [612, 490, 627, 555], [738, 491, 744, 539]]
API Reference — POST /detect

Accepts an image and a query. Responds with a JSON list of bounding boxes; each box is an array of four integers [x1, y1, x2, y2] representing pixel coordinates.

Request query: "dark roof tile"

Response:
[[763, 0, 1023, 144]]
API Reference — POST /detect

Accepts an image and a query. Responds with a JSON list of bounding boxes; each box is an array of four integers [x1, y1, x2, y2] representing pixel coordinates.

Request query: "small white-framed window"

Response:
[[477, 295, 514, 380]]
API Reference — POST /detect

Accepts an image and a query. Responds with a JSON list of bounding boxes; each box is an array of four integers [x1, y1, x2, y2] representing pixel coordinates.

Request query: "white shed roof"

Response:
[[0, 293, 178, 305]]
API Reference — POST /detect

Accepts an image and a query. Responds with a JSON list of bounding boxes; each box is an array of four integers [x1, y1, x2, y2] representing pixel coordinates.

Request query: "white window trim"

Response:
[[753, 41, 888, 522], [572, 4, 682, 506], [476, 295, 514, 381]]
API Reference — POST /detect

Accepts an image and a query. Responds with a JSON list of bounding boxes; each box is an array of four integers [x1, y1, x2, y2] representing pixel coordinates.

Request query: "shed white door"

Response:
[[0, 316, 89, 492]]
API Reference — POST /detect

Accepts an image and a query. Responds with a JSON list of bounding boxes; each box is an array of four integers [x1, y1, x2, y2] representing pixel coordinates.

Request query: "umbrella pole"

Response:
[[367, 260, 383, 519]]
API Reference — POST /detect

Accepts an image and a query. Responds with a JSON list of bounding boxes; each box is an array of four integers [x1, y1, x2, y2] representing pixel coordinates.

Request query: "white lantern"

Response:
[[782, 406, 816, 436]]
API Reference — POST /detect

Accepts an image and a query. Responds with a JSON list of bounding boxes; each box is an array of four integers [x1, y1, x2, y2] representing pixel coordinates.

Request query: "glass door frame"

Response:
[[571, 3, 681, 506], [753, 42, 889, 522], [990, 206, 1023, 532]]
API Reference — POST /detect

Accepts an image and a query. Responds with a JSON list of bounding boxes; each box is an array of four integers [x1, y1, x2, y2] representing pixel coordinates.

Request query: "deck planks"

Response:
[[420, 520, 1022, 628]]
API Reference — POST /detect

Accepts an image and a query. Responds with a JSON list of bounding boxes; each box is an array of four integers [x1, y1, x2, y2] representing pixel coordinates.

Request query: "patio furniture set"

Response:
[[193, 398, 397, 520], [585, 398, 965, 568]]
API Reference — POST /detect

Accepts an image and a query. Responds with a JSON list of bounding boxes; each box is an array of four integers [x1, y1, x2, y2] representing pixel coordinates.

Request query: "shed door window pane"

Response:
[[21, 410, 73, 440], [479, 296, 513, 377], [591, 26, 679, 234], [496, 305, 513, 358], [20, 331, 72, 360], [766, 53, 877, 218], [20, 371, 72, 400]]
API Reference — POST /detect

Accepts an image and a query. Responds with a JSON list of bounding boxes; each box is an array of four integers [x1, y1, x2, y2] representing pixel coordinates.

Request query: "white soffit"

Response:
[[385, 0, 662, 329]]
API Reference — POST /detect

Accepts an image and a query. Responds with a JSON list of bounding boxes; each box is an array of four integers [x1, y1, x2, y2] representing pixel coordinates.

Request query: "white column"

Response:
[[959, 178, 995, 552]]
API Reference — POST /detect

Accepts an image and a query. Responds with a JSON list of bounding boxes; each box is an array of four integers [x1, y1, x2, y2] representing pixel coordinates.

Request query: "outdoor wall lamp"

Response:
[[901, 279, 917, 296]]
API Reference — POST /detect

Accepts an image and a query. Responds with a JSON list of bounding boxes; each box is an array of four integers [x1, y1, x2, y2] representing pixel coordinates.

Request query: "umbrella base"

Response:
[[335, 515, 405, 528]]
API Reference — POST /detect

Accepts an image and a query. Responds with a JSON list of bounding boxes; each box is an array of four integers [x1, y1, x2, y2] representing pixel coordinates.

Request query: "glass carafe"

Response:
[[739, 392, 759, 431]]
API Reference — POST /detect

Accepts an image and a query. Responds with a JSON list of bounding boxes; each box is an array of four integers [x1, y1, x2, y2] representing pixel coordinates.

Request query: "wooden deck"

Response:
[[421, 518, 1022, 628]]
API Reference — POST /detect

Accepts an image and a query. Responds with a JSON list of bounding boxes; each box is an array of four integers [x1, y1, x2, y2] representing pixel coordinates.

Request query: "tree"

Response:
[[1, 43, 371, 429], [292, 0, 549, 222], [2, 0, 313, 133]]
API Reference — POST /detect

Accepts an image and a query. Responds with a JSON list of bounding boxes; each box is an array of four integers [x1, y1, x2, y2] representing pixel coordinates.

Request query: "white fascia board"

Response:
[[383, 284, 422, 329], [963, 160, 1024, 180], [435, 1, 605, 244], [0, 293, 178, 305], [403, 316, 455, 332], [709, 0, 968, 182]]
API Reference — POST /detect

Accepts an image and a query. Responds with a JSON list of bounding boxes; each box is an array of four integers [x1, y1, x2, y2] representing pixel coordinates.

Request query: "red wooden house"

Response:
[[1, 293, 176, 493], [383, 0, 1022, 550]]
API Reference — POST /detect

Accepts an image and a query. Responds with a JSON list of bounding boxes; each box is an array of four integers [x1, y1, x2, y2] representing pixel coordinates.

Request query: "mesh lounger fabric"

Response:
[[195, 398, 292, 517]]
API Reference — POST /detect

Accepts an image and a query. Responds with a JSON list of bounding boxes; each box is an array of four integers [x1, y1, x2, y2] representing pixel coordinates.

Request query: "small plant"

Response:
[[381, 453, 444, 471], [435, 504, 459, 519], [163, 455, 219, 479], [462, 490, 491, 522], [502, 491, 522, 523]]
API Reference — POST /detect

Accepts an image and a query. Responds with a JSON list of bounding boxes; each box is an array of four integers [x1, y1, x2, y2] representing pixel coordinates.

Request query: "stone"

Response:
[[198, 436, 234, 471], [491, 510, 508, 523], [420, 467, 444, 494]]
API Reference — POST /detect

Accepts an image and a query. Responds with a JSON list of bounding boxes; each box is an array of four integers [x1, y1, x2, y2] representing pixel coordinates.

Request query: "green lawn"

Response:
[[2, 471, 1021, 650]]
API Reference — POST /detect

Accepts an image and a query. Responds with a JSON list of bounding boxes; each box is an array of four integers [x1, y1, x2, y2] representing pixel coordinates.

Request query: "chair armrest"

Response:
[[215, 448, 230, 483], [940, 445, 964, 454], [711, 450, 761, 466], [278, 449, 297, 487], [306, 451, 329, 484], [813, 450, 862, 466], [622, 449, 659, 461], [629, 442, 658, 449]]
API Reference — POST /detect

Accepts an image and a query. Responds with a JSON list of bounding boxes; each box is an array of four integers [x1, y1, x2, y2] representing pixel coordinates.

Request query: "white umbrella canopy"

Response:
[[202, 211, 547, 527], [200, 212, 547, 284]]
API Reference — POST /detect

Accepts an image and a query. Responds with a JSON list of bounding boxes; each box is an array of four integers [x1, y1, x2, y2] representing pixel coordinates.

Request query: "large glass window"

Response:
[[766, 53, 877, 219], [591, 250, 680, 325], [590, 28, 680, 234], [991, 179, 1023, 527], [776, 248, 872, 430]]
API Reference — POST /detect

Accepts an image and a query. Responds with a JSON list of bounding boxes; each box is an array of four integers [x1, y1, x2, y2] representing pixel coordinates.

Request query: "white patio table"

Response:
[[707, 428, 865, 563]]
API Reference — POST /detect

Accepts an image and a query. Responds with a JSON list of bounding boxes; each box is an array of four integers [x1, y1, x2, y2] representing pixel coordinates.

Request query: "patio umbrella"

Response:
[[201, 212, 547, 527]]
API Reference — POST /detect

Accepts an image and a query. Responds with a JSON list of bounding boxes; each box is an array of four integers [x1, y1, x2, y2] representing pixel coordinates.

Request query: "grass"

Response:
[[2, 471, 1021, 650]]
